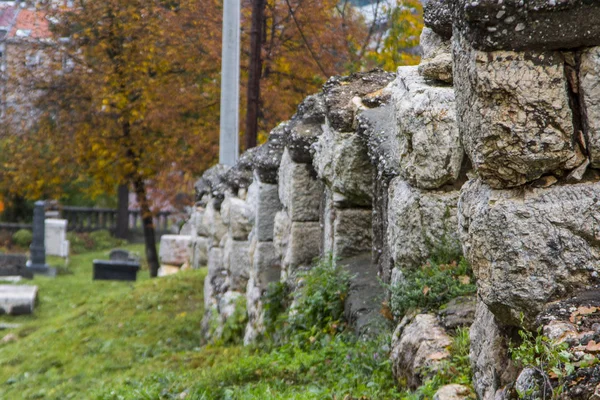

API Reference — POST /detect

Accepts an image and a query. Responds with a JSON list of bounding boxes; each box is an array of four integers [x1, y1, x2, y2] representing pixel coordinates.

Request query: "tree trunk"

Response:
[[115, 183, 130, 240], [133, 177, 160, 277], [244, 0, 266, 150]]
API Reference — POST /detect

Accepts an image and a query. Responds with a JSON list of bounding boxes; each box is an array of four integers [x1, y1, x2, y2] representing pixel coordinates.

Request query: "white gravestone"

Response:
[[45, 219, 70, 258]]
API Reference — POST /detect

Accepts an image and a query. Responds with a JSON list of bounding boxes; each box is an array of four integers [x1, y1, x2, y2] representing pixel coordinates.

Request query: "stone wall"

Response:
[[188, 0, 600, 396]]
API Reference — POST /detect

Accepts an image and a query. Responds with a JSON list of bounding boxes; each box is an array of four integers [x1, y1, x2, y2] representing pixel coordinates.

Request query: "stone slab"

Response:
[[0, 285, 38, 315], [159, 235, 191, 266]]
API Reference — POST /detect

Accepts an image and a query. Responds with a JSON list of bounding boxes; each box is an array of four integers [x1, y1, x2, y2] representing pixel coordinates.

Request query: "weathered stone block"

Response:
[[0, 285, 38, 315], [390, 313, 452, 389], [278, 149, 322, 222], [284, 94, 327, 164], [243, 275, 263, 345], [423, 0, 452, 40], [221, 196, 252, 241], [223, 236, 251, 292], [433, 384, 472, 400], [252, 241, 280, 291], [418, 28, 453, 84], [458, 178, 600, 326], [470, 301, 517, 400], [203, 199, 227, 247], [254, 123, 286, 184], [452, 0, 600, 52], [190, 236, 208, 269], [580, 46, 600, 169], [356, 102, 399, 178], [274, 210, 321, 280], [392, 66, 462, 189], [159, 235, 191, 266], [313, 124, 374, 206], [247, 176, 281, 242], [331, 209, 372, 259], [453, 34, 584, 188], [387, 179, 461, 270], [322, 70, 395, 133]]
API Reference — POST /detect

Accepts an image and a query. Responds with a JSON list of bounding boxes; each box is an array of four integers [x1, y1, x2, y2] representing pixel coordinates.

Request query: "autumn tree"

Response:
[[1, 0, 222, 276], [240, 0, 424, 146]]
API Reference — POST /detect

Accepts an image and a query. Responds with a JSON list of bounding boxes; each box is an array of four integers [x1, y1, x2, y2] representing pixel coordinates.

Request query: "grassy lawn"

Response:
[[0, 246, 400, 400], [0, 245, 207, 399]]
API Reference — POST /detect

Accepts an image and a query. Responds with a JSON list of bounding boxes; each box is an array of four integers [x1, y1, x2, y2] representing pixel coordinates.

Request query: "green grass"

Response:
[[0, 247, 402, 400], [0, 245, 205, 399]]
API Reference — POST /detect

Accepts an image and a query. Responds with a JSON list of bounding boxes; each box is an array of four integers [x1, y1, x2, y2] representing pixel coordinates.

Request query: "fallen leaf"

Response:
[[423, 286, 430, 296], [458, 275, 471, 285], [586, 340, 600, 353], [427, 351, 449, 361], [577, 306, 598, 315]]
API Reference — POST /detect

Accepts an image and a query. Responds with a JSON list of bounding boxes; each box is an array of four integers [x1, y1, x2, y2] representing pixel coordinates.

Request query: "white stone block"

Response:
[[159, 235, 191, 266]]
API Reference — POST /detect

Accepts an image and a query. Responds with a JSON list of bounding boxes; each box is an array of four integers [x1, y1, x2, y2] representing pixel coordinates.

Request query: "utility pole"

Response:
[[244, 0, 265, 151], [219, 0, 241, 166]]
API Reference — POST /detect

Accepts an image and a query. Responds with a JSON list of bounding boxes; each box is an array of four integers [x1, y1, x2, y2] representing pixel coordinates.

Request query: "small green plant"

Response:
[[260, 255, 351, 348], [287, 255, 351, 345], [262, 281, 291, 337], [12, 229, 33, 248], [389, 257, 476, 319], [509, 321, 575, 399], [220, 294, 248, 345]]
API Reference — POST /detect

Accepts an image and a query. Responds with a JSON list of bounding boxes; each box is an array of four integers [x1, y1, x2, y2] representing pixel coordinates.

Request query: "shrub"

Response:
[[12, 229, 33, 248], [261, 255, 351, 348], [389, 257, 476, 319], [66, 230, 127, 254]]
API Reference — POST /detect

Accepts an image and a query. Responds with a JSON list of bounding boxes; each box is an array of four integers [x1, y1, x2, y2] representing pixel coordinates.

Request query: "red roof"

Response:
[[7, 8, 51, 39]]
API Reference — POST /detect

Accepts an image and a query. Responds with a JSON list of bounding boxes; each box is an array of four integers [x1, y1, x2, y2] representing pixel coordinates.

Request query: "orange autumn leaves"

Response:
[[1, 0, 423, 204]]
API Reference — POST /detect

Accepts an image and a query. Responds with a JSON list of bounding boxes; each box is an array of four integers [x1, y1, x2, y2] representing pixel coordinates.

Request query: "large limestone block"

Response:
[[390, 314, 452, 389], [423, 0, 452, 40], [273, 211, 291, 260], [284, 94, 327, 164], [470, 301, 517, 400], [581, 47, 600, 169], [392, 67, 462, 189], [452, 0, 600, 52], [274, 210, 320, 279], [313, 125, 374, 206], [207, 247, 227, 297], [247, 177, 281, 242], [278, 148, 322, 222], [190, 236, 208, 269], [418, 28, 453, 84], [322, 70, 396, 133], [387, 179, 461, 270], [244, 276, 263, 345], [194, 164, 230, 202], [254, 123, 286, 184], [453, 34, 583, 188], [252, 241, 280, 291], [356, 101, 399, 178], [331, 209, 373, 259], [223, 236, 251, 292], [221, 196, 252, 241], [203, 199, 227, 247], [458, 178, 600, 325], [159, 235, 191, 266]]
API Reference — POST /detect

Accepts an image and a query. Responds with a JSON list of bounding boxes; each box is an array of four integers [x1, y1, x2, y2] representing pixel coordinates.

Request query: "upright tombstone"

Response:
[[27, 201, 52, 275]]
